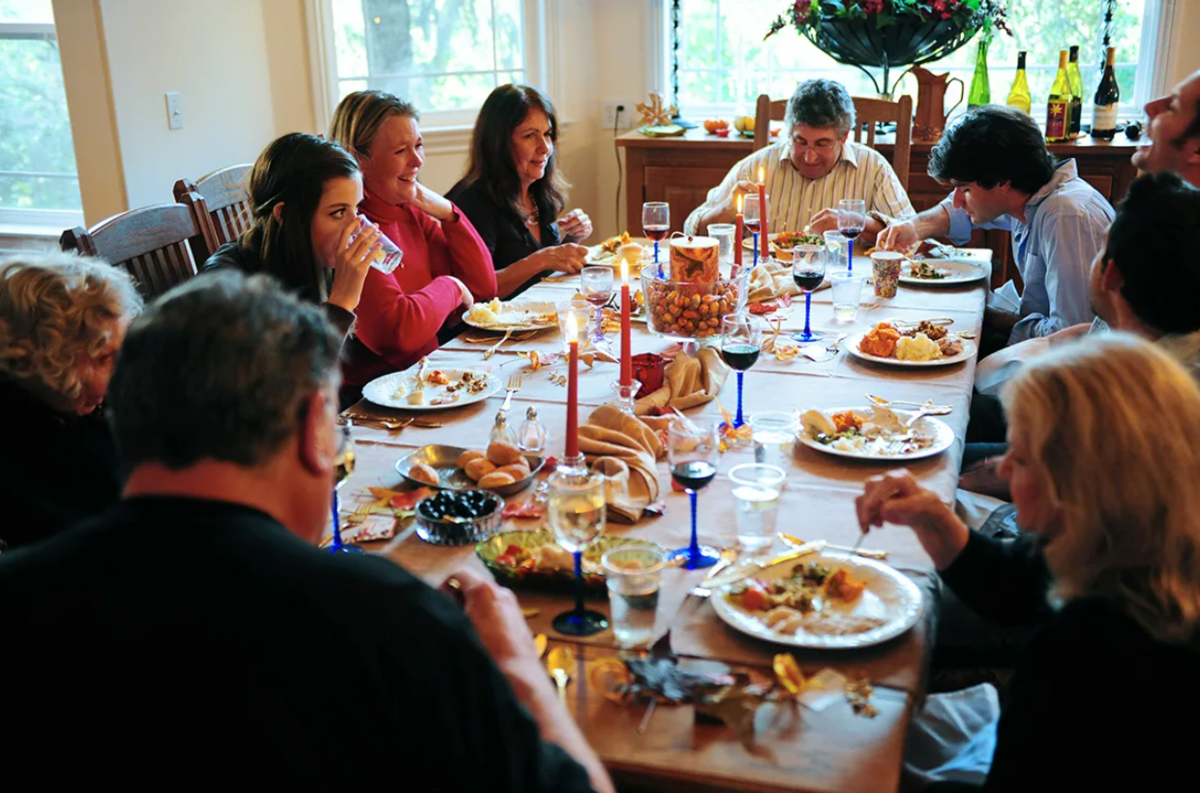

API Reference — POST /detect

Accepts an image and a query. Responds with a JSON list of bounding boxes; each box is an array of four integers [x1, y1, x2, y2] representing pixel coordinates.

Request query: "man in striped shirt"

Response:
[[684, 79, 915, 239]]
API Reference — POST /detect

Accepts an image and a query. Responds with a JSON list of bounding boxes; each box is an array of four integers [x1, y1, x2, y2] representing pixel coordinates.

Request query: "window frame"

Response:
[[0, 21, 84, 228], [656, 0, 1181, 125], [306, 0, 551, 136]]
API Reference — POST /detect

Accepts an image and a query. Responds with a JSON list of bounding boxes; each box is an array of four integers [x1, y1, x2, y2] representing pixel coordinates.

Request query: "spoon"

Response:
[[546, 645, 575, 705]]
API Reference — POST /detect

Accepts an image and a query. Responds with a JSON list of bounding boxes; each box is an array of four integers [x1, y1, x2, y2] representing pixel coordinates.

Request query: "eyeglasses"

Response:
[[790, 136, 838, 153]]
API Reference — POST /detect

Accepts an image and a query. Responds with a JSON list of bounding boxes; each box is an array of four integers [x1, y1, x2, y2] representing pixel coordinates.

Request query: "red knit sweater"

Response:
[[346, 191, 497, 387]]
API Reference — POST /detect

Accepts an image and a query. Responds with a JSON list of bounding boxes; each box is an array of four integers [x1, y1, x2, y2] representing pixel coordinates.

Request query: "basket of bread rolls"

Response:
[[394, 440, 546, 497]]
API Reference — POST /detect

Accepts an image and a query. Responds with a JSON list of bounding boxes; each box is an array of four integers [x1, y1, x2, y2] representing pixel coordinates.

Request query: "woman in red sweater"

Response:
[[329, 90, 497, 391]]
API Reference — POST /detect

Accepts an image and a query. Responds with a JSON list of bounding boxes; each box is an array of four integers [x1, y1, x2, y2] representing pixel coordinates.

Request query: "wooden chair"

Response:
[[60, 204, 209, 299], [753, 93, 914, 192], [173, 164, 253, 263]]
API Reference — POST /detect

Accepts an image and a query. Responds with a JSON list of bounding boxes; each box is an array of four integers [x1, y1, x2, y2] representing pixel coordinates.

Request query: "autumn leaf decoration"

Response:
[[636, 92, 678, 128], [716, 400, 753, 451]]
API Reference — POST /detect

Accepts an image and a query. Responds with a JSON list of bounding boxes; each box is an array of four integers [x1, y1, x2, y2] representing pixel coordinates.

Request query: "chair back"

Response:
[[173, 164, 253, 262], [60, 204, 206, 299], [753, 94, 914, 191]]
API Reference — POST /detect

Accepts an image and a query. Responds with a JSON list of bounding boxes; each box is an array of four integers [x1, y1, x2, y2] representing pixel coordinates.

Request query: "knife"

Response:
[[779, 532, 889, 560], [700, 540, 827, 590]]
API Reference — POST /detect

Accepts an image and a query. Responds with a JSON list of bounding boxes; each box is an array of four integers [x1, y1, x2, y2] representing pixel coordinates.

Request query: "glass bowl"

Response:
[[415, 489, 505, 546], [640, 267, 750, 342]]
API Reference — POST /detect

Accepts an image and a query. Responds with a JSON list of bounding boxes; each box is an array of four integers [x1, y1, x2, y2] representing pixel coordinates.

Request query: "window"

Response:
[[0, 0, 82, 225], [311, 0, 544, 129], [668, 0, 1162, 126]]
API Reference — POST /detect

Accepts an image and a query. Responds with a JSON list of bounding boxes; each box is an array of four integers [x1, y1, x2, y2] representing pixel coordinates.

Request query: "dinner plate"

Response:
[[395, 444, 545, 496], [462, 300, 559, 332], [476, 529, 664, 593], [361, 368, 501, 411], [845, 331, 976, 367], [796, 406, 955, 462], [586, 236, 653, 267], [711, 550, 924, 649], [899, 258, 988, 286]]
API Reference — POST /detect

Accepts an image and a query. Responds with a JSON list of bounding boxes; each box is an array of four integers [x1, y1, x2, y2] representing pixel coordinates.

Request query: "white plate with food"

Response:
[[362, 367, 501, 411], [586, 232, 653, 267], [463, 299, 558, 332], [847, 322, 975, 367], [900, 258, 988, 286], [712, 551, 924, 649], [797, 405, 954, 461]]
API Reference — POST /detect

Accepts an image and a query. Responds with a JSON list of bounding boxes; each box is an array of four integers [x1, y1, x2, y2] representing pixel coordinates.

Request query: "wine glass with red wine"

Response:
[[580, 265, 615, 344], [719, 313, 760, 429], [837, 199, 866, 273], [642, 202, 670, 268], [743, 193, 762, 266], [791, 244, 827, 343], [667, 420, 722, 570]]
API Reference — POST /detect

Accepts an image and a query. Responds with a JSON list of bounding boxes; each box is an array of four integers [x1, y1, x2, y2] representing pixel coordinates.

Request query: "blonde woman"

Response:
[[0, 253, 143, 548], [857, 334, 1200, 790]]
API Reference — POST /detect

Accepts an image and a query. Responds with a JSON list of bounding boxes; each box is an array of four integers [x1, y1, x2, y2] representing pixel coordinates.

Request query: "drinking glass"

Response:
[[830, 269, 867, 322], [642, 202, 670, 267], [729, 463, 786, 553], [548, 469, 609, 636], [580, 265, 615, 343], [556, 297, 594, 354], [823, 230, 847, 266], [750, 411, 798, 468], [350, 217, 404, 274], [602, 545, 666, 647], [718, 313, 761, 428], [743, 193, 762, 265], [790, 244, 827, 342], [330, 421, 363, 554], [837, 199, 866, 273], [667, 420, 721, 569], [708, 222, 736, 266]]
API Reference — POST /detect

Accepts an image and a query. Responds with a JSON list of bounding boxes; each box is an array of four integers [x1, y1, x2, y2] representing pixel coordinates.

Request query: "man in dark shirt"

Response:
[[0, 271, 610, 792]]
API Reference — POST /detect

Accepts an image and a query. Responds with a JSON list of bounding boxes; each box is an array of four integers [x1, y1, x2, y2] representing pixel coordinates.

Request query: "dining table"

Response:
[[336, 248, 992, 793]]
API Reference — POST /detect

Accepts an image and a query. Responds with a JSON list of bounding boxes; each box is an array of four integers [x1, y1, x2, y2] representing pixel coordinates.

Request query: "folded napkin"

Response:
[[634, 347, 730, 415], [746, 261, 829, 303], [579, 405, 662, 523]]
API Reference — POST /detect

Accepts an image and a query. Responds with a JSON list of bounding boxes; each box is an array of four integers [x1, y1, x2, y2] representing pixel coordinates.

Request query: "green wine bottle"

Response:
[[1067, 45, 1084, 139], [1006, 51, 1032, 115], [968, 36, 991, 109]]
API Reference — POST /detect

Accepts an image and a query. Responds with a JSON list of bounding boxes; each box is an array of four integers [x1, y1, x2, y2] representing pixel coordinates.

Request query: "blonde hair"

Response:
[[1003, 333, 1200, 642], [0, 253, 143, 402], [328, 90, 419, 162]]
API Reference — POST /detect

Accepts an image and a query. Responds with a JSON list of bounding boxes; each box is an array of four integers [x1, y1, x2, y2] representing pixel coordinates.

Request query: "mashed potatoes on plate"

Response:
[[894, 333, 942, 361]]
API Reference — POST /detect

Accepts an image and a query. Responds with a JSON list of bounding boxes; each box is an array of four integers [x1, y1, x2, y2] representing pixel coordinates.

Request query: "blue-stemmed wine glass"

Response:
[[837, 199, 865, 274], [666, 421, 721, 570], [791, 245, 826, 343], [719, 313, 761, 429]]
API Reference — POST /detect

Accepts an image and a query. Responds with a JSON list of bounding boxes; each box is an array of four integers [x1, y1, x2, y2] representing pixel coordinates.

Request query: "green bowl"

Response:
[[476, 529, 664, 594]]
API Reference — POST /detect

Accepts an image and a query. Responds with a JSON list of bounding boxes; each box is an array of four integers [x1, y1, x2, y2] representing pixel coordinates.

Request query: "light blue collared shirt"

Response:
[[940, 160, 1115, 344]]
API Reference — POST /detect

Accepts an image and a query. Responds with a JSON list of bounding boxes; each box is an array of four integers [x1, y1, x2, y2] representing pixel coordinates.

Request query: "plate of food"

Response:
[[797, 405, 954, 461], [741, 230, 823, 262], [900, 258, 988, 286], [362, 367, 501, 410], [586, 232, 653, 267], [847, 321, 975, 367], [396, 441, 545, 496], [711, 551, 924, 649], [477, 529, 665, 593], [463, 298, 558, 331]]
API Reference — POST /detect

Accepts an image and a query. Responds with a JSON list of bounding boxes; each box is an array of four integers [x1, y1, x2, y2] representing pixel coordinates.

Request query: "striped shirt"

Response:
[[683, 139, 915, 235]]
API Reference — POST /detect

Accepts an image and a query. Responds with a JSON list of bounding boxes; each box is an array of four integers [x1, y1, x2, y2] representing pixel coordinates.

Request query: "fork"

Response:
[[483, 329, 515, 360], [500, 372, 523, 413]]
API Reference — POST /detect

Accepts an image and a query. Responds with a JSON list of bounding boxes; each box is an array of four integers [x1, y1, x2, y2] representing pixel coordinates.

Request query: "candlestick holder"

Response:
[[557, 452, 588, 476], [609, 378, 642, 415]]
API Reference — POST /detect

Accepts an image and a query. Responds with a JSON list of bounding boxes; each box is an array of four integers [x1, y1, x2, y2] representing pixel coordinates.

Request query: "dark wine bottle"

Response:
[[1092, 46, 1120, 140], [1067, 46, 1084, 139]]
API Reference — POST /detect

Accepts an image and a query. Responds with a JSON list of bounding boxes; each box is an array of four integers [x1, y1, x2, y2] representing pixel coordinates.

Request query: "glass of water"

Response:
[[830, 269, 867, 322], [707, 223, 736, 267], [729, 463, 787, 553], [601, 545, 665, 648], [750, 411, 798, 467], [823, 230, 847, 269]]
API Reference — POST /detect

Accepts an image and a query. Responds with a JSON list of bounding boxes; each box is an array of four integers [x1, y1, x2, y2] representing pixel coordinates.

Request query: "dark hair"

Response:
[[1105, 172, 1200, 335], [241, 133, 360, 304], [929, 105, 1056, 194], [1183, 92, 1200, 141], [785, 79, 855, 136], [458, 84, 568, 223], [329, 90, 420, 161], [107, 270, 341, 470]]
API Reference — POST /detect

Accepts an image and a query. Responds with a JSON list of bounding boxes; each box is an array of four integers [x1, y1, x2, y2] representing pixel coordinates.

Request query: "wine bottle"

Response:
[[1046, 50, 1071, 143], [1005, 51, 1032, 115], [1067, 46, 1084, 139], [967, 37, 991, 109], [1092, 46, 1120, 140]]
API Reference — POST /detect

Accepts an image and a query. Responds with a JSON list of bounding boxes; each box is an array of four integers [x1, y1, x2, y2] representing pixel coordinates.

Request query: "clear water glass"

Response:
[[602, 545, 665, 648], [729, 463, 786, 553], [824, 230, 847, 264], [830, 268, 867, 322], [708, 223, 736, 266], [750, 411, 798, 468]]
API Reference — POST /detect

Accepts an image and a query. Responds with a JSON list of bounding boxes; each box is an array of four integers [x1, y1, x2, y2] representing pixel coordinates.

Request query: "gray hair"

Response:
[[0, 252, 143, 401], [107, 270, 341, 470], [784, 79, 856, 137]]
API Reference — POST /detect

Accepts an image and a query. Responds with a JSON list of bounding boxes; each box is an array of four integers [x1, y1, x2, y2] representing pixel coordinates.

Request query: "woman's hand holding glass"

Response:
[[328, 218, 383, 312], [855, 470, 969, 570]]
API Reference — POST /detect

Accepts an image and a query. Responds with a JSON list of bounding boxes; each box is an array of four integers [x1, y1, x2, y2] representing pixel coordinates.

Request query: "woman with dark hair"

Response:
[[329, 90, 496, 390], [203, 132, 382, 345], [447, 84, 593, 297]]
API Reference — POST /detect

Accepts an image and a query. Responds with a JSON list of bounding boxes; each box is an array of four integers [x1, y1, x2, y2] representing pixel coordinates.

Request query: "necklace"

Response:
[[523, 197, 539, 227]]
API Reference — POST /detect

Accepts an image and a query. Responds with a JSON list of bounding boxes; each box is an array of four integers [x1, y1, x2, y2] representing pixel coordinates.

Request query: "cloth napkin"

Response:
[[746, 260, 830, 303], [578, 405, 663, 523], [634, 347, 730, 415]]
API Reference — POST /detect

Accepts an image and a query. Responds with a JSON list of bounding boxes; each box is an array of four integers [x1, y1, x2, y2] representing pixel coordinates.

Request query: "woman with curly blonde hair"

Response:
[[857, 333, 1200, 790], [0, 252, 143, 548]]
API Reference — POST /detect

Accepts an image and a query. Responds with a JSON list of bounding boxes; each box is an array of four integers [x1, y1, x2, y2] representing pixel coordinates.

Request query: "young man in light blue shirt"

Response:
[[879, 105, 1114, 351]]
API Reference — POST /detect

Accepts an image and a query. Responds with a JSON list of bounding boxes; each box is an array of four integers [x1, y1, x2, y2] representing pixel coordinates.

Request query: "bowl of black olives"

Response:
[[415, 489, 505, 546]]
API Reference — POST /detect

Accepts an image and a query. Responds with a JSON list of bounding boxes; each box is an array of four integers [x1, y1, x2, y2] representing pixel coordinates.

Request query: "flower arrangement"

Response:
[[767, 0, 1011, 40]]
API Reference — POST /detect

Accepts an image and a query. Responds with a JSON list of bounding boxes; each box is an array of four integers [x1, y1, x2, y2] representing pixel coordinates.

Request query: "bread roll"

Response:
[[408, 462, 440, 486], [456, 449, 486, 469], [486, 440, 523, 467], [495, 463, 530, 481], [464, 458, 497, 481], [476, 471, 516, 489]]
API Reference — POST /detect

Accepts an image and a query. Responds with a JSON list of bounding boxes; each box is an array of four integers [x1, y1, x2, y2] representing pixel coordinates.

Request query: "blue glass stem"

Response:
[[804, 290, 813, 336], [655, 240, 663, 278], [735, 371, 745, 427], [330, 490, 343, 551], [847, 238, 854, 273], [687, 489, 700, 560], [752, 232, 759, 267], [573, 550, 585, 616]]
